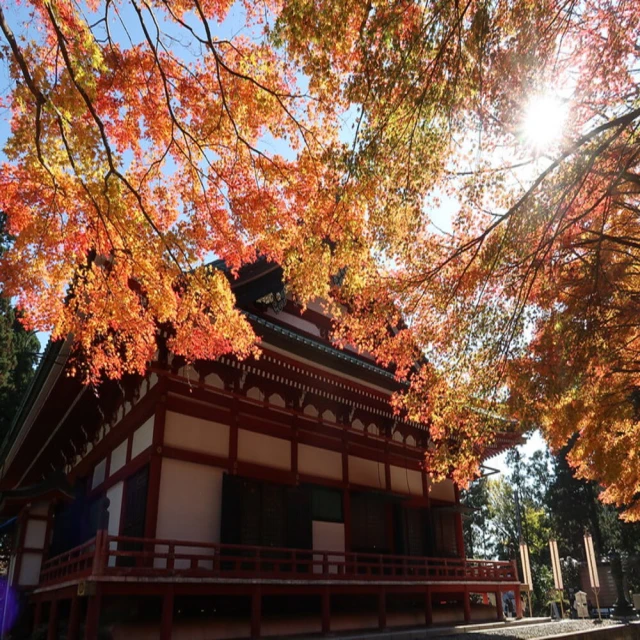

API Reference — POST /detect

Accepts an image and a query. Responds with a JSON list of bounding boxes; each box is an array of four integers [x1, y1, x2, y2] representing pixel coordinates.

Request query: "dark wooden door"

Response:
[[240, 478, 262, 547], [261, 483, 286, 548], [118, 465, 149, 566], [287, 485, 312, 550], [405, 508, 425, 557], [351, 492, 388, 553], [122, 465, 149, 537], [221, 473, 243, 545], [432, 510, 458, 557]]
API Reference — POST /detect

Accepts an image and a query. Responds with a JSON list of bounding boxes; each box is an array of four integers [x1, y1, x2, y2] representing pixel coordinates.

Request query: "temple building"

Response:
[[0, 260, 524, 639]]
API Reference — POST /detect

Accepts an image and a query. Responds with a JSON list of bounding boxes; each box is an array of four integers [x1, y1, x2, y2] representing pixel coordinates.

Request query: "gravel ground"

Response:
[[446, 619, 623, 640]]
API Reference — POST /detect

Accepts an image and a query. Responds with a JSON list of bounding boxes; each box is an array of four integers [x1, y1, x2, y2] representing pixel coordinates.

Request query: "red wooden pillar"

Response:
[[13, 508, 28, 592], [42, 501, 56, 566], [68, 594, 81, 640], [343, 490, 351, 551], [384, 446, 391, 491], [251, 588, 261, 638], [454, 485, 465, 558], [514, 584, 523, 619], [47, 599, 58, 640], [422, 471, 430, 508], [321, 589, 331, 634], [145, 454, 162, 536], [496, 590, 503, 621], [343, 429, 351, 551], [378, 589, 387, 629], [160, 587, 174, 640], [93, 530, 107, 576], [145, 392, 167, 540], [33, 598, 43, 632], [463, 588, 471, 624], [229, 397, 239, 474], [84, 586, 102, 640], [291, 414, 299, 479], [424, 588, 433, 626]]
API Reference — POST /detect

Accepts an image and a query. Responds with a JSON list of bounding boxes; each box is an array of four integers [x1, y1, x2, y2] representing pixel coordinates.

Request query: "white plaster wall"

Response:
[[312, 521, 345, 575], [131, 416, 154, 459], [23, 519, 47, 549], [303, 404, 318, 418], [298, 444, 342, 481], [18, 553, 42, 586], [237, 430, 291, 470], [204, 372, 224, 389], [92, 458, 107, 489], [366, 423, 379, 437], [164, 411, 229, 457], [106, 481, 124, 568], [348, 455, 385, 489], [155, 459, 223, 569], [177, 364, 198, 382], [429, 478, 456, 502], [389, 466, 423, 497], [246, 387, 264, 402], [268, 393, 286, 409], [110, 439, 128, 475], [322, 410, 336, 423]]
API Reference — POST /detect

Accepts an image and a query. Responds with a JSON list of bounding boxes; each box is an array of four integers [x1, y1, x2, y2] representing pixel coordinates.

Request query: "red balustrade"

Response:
[[39, 537, 98, 585], [39, 534, 518, 586]]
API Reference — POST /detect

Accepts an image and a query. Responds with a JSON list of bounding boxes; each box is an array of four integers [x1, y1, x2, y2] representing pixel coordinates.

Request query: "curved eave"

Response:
[[245, 311, 404, 390], [0, 337, 72, 483], [0, 472, 74, 516], [480, 432, 527, 462], [218, 258, 406, 388]]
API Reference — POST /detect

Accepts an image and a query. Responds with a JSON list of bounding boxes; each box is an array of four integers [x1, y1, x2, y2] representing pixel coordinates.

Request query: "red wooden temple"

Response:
[[0, 260, 525, 639]]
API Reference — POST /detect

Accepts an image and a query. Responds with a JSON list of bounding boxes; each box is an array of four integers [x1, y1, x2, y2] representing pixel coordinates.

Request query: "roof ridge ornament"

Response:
[[256, 286, 287, 313]]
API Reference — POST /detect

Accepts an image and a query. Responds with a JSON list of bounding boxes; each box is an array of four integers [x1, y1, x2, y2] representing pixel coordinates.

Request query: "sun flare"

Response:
[[522, 94, 568, 151]]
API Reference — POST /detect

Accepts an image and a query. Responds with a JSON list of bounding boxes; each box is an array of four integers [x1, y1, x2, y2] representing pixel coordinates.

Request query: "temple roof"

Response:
[[0, 471, 74, 516], [0, 257, 523, 488]]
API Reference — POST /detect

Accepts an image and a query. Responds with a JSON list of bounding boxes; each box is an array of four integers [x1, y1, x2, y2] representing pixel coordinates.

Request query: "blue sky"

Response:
[[491, 429, 547, 477]]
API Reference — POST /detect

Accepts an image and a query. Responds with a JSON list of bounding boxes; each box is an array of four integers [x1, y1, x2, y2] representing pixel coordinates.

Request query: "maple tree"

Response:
[[1, 1, 639, 515]]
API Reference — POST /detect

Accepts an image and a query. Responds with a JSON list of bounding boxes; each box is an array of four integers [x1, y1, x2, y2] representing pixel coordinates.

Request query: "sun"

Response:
[[522, 94, 568, 152]]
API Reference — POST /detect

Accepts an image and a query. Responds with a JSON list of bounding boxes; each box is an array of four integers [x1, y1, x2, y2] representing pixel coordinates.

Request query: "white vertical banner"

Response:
[[519, 540, 533, 589], [584, 532, 600, 588], [549, 538, 563, 590]]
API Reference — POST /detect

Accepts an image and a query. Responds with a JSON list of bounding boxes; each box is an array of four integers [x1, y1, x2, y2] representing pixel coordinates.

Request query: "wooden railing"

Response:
[[39, 533, 518, 586], [40, 536, 99, 585]]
